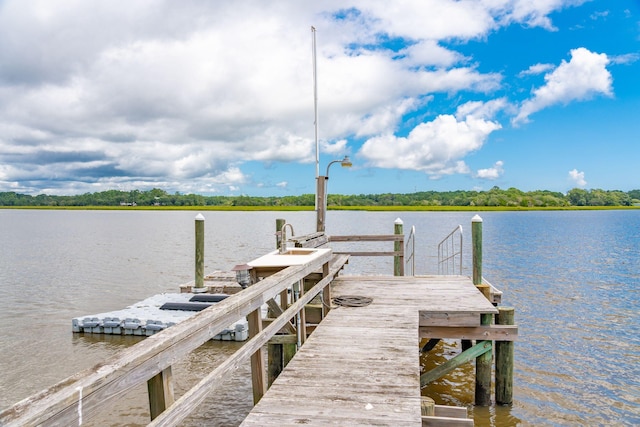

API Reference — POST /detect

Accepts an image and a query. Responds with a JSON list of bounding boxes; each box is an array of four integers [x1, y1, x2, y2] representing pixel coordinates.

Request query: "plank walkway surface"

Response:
[[241, 275, 497, 426]]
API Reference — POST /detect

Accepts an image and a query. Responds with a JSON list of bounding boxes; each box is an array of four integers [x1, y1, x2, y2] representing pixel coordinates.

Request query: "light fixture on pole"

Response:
[[316, 156, 352, 232], [325, 156, 352, 177], [231, 264, 253, 289]]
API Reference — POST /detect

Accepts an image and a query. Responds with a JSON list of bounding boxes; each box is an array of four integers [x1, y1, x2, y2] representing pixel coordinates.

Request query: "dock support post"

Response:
[[267, 343, 283, 387], [276, 218, 285, 249], [268, 218, 288, 388], [394, 218, 404, 276], [321, 261, 331, 316], [475, 313, 492, 406], [147, 366, 175, 420], [472, 215, 482, 286], [316, 176, 326, 232], [248, 308, 267, 404], [495, 307, 515, 405], [194, 214, 205, 291]]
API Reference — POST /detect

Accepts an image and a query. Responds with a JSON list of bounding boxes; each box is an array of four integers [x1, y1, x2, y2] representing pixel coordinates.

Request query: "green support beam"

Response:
[[420, 341, 492, 388]]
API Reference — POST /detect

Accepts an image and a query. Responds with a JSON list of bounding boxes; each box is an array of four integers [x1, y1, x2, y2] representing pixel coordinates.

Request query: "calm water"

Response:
[[0, 209, 638, 426]]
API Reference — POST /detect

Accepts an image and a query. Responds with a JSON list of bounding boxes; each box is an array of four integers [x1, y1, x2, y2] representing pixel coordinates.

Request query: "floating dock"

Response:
[[72, 292, 249, 341]]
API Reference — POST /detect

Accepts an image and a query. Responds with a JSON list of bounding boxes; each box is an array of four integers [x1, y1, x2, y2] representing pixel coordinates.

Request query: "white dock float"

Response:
[[72, 293, 249, 341]]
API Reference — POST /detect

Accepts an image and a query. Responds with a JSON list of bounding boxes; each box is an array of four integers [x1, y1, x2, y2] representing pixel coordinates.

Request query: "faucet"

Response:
[[279, 223, 295, 254]]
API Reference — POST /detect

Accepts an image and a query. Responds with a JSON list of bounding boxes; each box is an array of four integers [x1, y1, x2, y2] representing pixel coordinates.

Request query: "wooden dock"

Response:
[[0, 216, 517, 427], [242, 275, 496, 426]]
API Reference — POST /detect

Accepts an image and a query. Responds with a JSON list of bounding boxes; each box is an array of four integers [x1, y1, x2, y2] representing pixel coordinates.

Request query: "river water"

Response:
[[0, 209, 638, 426]]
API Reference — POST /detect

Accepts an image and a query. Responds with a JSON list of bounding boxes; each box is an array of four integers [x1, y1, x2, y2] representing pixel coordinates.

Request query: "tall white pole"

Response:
[[311, 26, 319, 179]]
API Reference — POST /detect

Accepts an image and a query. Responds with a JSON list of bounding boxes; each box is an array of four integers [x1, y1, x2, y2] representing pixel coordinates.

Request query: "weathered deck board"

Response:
[[241, 275, 496, 426]]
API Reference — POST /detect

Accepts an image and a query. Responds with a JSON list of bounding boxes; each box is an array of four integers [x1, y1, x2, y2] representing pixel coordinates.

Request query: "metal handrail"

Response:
[[437, 225, 463, 275], [405, 225, 416, 276]]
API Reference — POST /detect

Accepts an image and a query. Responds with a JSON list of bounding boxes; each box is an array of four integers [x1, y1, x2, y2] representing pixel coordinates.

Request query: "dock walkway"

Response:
[[241, 275, 497, 426]]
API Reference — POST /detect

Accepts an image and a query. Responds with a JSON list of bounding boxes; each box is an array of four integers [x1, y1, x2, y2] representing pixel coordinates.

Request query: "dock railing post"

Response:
[[495, 307, 515, 405], [472, 214, 492, 405], [316, 176, 326, 232], [147, 366, 175, 420], [475, 313, 492, 406], [472, 215, 482, 286], [194, 214, 205, 292], [394, 218, 404, 276]]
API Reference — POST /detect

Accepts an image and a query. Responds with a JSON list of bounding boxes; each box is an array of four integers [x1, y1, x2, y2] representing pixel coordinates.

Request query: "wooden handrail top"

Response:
[[289, 231, 325, 242], [329, 234, 404, 242]]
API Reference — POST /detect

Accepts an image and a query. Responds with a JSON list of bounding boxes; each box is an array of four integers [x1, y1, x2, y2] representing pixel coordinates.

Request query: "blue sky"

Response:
[[0, 1, 638, 197]]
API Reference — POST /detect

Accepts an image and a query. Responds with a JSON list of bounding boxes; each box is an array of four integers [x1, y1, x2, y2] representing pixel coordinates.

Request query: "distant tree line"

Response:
[[0, 187, 638, 208]]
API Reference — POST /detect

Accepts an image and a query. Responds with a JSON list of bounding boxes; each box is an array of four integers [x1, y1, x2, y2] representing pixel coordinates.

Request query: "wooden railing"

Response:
[[328, 234, 404, 257], [0, 251, 335, 427]]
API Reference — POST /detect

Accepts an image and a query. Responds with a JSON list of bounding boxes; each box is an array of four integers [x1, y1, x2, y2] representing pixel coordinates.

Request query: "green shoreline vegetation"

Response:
[[1, 187, 639, 211]]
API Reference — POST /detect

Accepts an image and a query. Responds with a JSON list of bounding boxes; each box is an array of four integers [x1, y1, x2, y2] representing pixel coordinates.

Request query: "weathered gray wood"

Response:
[[321, 261, 331, 316], [422, 415, 474, 426], [482, 277, 503, 304], [333, 250, 402, 257], [0, 251, 332, 427], [148, 260, 337, 427], [329, 234, 404, 242], [248, 308, 267, 404], [275, 218, 285, 249], [421, 396, 435, 416], [434, 405, 468, 418], [291, 232, 329, 248], [495, 306, 515, 405], [420, 325, 518, 341], [265, 299, 296, 334], [147, 367, 174, 420], [394, 218, 404, 276], [243, 274, 494, 426]]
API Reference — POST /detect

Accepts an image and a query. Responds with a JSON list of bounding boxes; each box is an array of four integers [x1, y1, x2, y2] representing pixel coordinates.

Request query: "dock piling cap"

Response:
[[472, 214, 483, 222], [195, 213, 205, 221], [394, 218, 403, 225]]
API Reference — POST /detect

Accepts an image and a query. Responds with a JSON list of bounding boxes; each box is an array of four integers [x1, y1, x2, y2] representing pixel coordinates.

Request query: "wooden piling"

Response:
[[495, 307, 515, 405], [475, 312, 492, 406], [194, 214, 205, 290], [316, 177, 326, 232], [472, 215, 482, 286], [276, 218, 285, 249], [394, 218, 404, 276]]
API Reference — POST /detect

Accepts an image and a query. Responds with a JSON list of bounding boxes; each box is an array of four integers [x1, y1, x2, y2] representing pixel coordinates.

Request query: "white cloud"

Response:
[[0, 0, 588, 194], [455, 98, 509, 121], [514, 47, 613, 125], [476, 161, 505, 180], [358, 113, 501, 178], [518, 63, 555, 77], [276, 181, 288, 188], [609, 53, 640, 65], [568, 169, 587, 187]]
